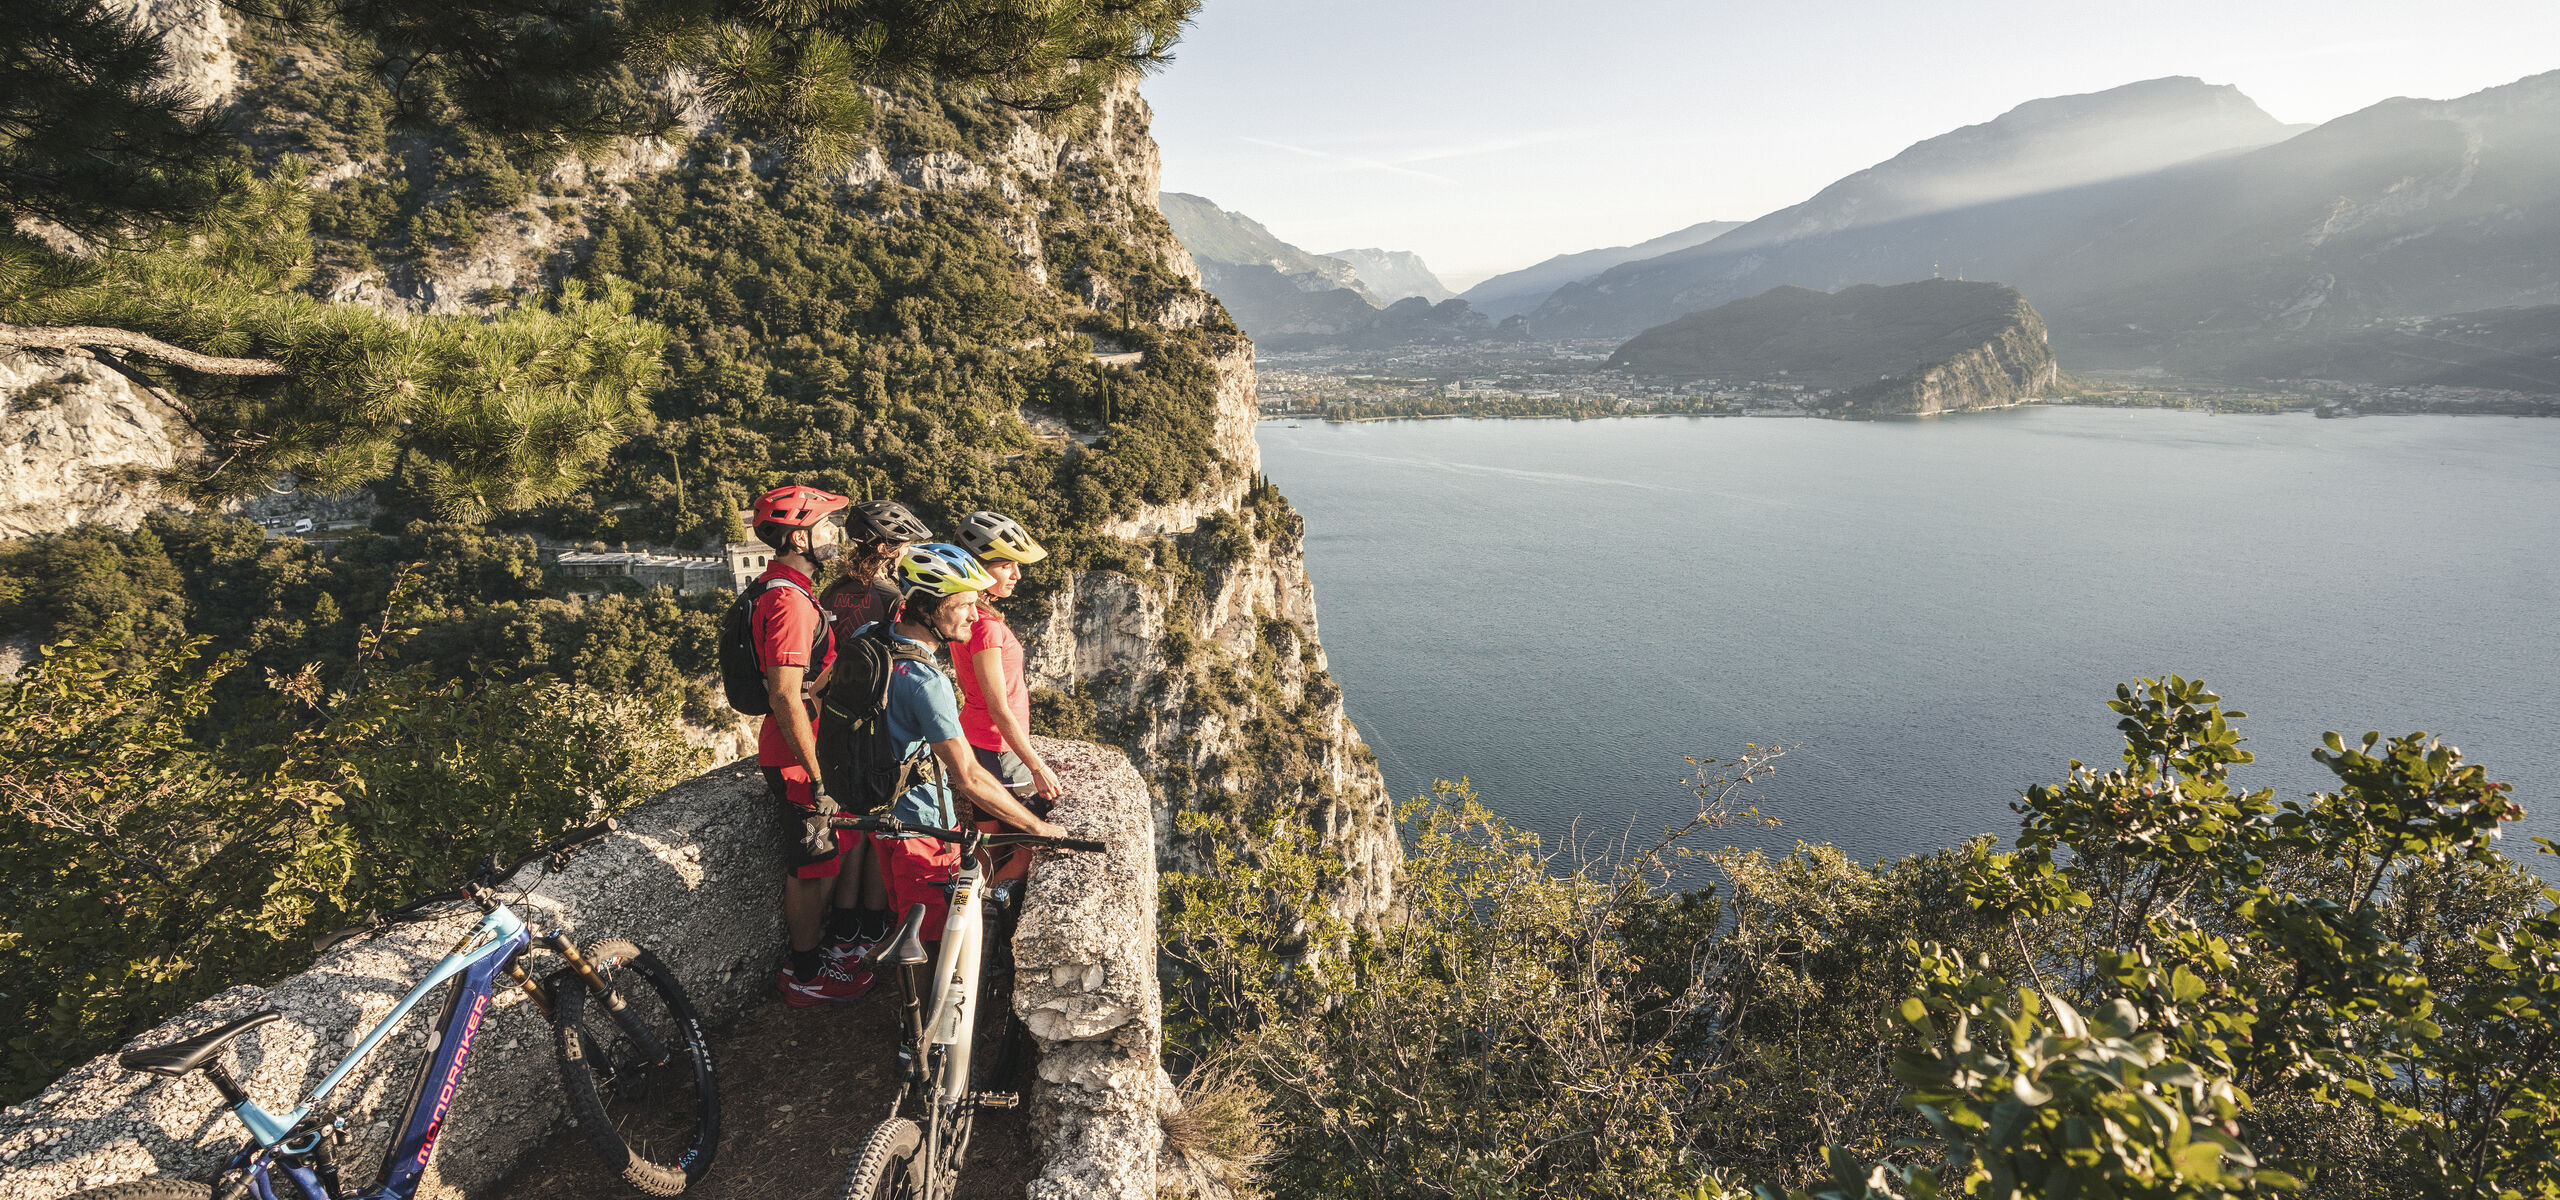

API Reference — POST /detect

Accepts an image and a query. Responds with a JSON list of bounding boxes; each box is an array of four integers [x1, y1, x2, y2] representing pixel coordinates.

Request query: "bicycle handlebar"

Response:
[[827, 813, 1105, 854]]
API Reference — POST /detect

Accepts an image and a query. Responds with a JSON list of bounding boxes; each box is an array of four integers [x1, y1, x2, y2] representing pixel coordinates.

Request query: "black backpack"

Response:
[[718, 575, 829, 716], [816, 622, 941, 814]]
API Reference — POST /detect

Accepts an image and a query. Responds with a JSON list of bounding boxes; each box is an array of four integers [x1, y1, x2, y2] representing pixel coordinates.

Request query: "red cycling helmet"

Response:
[[752, 484, 849, 528]]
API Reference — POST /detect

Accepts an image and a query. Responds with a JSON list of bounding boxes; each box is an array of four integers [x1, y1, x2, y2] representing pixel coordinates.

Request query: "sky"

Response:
[[1147, 0, 2560, 289]]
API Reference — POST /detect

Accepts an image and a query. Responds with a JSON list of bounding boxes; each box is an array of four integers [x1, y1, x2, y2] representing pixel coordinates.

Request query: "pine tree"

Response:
[[1, 160, 666, 516]]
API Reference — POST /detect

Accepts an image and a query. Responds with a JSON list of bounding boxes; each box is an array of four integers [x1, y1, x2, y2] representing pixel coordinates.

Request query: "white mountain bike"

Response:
[[831, 815, 1102, 1200]]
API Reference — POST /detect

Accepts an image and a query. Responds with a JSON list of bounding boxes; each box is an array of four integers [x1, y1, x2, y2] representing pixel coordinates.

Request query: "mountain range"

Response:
[[1165, 70, 2560, 389], [1526, 72, 2560, 383]]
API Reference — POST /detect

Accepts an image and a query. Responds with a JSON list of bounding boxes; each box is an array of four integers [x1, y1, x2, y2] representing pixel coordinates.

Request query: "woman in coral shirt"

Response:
[[951, 511, 1062, 892]]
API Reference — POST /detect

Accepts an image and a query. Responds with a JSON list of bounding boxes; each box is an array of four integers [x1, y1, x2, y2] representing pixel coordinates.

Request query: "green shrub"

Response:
[[0, 598, 704, 1102], [1168, 681, 2560, 1200]]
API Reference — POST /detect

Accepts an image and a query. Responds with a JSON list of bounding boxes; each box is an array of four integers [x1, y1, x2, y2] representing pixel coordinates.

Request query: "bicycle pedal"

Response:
[[970, 1091, 1021, 1110]]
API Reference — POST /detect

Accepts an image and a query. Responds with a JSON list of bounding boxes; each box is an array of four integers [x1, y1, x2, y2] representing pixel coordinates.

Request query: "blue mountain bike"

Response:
[[58, 868, 719, 1200]]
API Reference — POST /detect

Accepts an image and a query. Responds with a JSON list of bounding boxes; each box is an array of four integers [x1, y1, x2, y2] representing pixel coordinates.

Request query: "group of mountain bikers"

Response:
[[737, 484, 1073, 1005]]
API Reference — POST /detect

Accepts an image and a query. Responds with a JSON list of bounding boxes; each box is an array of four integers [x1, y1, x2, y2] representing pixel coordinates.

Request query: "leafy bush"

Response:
[[0, 589, 704, 1102], [1166, 681, 2560, 1200]]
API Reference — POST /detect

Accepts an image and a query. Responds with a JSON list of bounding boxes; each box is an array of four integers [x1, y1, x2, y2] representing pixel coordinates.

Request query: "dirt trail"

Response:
[[487, 980, 1037, 1200]]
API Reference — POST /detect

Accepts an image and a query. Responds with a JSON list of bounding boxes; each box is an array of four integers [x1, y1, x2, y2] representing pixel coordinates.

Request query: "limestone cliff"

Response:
[[1843, 285, 2058, 417], [1834, 304, 2061, 417], [0, 8, 1399, 922]]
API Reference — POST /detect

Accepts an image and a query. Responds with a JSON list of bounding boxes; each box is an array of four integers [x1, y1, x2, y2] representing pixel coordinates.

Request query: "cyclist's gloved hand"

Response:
[[802, 790, 841, 858]]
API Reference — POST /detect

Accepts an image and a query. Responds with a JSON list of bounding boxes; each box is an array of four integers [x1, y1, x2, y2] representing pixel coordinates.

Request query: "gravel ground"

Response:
[[487, 973, 1037, 1200]]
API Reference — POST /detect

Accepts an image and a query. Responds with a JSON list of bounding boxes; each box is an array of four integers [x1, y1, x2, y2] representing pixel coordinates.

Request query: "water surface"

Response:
[[1256, 409, 2560, 873]]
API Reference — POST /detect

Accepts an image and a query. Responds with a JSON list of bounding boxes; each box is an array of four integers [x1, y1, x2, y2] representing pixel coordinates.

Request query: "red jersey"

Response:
[[751, 562, 834, 767]]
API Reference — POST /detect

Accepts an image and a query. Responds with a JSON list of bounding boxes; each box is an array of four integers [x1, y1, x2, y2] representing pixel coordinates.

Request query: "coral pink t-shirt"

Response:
[[952, 607, 1027, 754]]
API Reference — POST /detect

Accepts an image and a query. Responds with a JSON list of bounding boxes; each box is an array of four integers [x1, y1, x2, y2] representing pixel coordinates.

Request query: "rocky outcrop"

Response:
[[1012, 313, 1395, 924], [0, 743, 1185, 1200], [114, 0, 238, 107], [1012, 738, 1174, 1199], [810, 87, 1401, 922], [1835, 305, 2061, 417], [1611, 279, 2061, 419], [0, 353, 191, 537]]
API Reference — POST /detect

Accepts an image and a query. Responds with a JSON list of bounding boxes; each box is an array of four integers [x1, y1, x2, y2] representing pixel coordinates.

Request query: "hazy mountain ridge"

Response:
[[1158, 192, 1373, 296], [1705, 76, 2301, 259], [1158, 191, 1387, 339], [1527, 71, 2560, 383], [1460, 220, 1743, 319], [1609, 280, 2059, 417], [1159, 192, 1507, 347], [1322, 247, 1455, 304]]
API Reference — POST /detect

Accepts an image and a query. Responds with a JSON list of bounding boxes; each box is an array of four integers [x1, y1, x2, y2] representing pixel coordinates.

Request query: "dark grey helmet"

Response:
[[850, 499, 932, 544]]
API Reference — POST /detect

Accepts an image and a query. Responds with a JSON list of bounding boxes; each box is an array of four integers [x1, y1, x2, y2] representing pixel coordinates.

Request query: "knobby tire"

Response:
[[838, 1117, 925, 1200], [550, 939, 720, 1195], [54, 1185, 212, 1200]]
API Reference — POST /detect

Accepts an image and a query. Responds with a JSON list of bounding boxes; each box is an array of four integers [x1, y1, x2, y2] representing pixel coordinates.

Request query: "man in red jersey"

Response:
[[746, 484, 873, 1005]]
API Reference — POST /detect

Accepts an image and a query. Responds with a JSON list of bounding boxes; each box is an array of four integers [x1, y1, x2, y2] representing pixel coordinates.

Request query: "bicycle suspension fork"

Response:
[[550, 932, 675, 1062]]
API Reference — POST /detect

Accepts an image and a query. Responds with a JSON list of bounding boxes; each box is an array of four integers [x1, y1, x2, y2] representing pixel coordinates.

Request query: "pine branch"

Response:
[[0, 322, 289, 376]]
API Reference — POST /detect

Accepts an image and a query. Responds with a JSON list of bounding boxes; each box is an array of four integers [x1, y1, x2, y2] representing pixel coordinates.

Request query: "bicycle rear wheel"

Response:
[[551, 939, 719, 1195], [837, 1117, 925, 1200]]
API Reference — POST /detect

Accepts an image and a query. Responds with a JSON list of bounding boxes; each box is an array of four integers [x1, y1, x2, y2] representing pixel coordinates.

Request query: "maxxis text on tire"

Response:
[[550, 938, 720, 1195], [838, 1117, 925, 1200]]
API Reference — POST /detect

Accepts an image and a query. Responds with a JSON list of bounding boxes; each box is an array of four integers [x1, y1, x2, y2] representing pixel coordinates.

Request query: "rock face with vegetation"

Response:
[[0, 0, 1395, 1103], [1609, 279, 2060, 417]]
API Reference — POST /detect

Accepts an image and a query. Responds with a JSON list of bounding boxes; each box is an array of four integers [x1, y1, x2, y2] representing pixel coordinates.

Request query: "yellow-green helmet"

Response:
[[956, 510, 1048, 565], [895, 542, 996, 601]]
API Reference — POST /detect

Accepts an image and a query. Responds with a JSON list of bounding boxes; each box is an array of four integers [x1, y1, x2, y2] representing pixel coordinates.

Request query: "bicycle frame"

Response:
[[219, 904, 532, 1200], [883, 841, 1000, 1194]]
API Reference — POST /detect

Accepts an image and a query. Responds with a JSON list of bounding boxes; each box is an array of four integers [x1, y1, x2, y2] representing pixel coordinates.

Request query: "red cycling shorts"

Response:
[[877, 834, 962, 941]]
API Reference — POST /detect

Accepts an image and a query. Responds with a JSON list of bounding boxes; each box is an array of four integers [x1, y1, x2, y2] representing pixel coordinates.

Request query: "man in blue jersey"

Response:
[[861, 543, 1068, 936]]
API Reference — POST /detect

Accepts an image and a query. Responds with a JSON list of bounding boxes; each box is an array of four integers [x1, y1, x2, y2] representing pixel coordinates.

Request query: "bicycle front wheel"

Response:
[[838, 1117, 926, 1200], [551, 939, 720, 1195], [54, 1184, 212, 1200]]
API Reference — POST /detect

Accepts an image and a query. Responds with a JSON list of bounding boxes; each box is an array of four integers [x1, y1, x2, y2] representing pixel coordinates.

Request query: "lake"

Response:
[[1255, 408, 2560, 874]]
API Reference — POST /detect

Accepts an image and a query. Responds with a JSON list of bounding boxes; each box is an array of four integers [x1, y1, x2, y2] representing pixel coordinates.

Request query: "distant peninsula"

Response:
[[1609, 280, 2062, 418]]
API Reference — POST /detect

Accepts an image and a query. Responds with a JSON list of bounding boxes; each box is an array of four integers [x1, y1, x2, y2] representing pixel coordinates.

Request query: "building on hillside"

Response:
[[725, 541, 773, 590], [554, 548, 733, 593]]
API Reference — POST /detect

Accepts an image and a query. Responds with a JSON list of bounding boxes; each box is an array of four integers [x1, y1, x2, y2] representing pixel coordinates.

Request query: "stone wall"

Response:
[[0, 766, 785, 1198], [0, 744, 1175, 1199], [1011, 738, 1172, 1200]]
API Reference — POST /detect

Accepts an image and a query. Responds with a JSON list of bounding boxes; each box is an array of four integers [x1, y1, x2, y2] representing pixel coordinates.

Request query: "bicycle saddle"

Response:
[[119, 1008, 282, 1076], [885, 904, 932, 967]]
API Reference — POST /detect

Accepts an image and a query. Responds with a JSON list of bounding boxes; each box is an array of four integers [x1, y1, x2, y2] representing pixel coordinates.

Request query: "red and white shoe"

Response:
[[777, 962, 874, 1007]]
